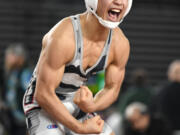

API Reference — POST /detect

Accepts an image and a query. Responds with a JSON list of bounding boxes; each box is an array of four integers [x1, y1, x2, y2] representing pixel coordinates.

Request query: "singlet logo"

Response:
[[47, 124, 58, 129]]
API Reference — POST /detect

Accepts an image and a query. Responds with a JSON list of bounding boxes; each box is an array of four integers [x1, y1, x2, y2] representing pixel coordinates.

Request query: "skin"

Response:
[[168, 61, 180, 82], [5, 53, 17, 71], [128, 109, 150, 132], [34, 0, 130, 134], [5, 53, 25, 72], [97, 0, 128, 22]]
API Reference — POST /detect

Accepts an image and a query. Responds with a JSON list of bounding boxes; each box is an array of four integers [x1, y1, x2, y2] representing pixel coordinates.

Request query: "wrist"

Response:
[[75, 122, 85, 134], [89, 101, 97, 112]]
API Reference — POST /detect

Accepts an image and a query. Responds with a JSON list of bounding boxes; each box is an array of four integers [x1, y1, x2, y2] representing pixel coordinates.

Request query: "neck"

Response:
[[80, 12, 110, 42]]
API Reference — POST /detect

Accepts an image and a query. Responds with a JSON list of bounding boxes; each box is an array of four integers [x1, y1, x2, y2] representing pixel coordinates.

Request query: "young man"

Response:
[[124, 102, 172, 135], [23, 0, 133, 134], [4, 44, 32, 135]]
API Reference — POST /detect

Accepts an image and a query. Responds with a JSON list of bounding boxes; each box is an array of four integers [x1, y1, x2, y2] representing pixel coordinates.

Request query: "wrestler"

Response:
[[23, 0, 132, 134]]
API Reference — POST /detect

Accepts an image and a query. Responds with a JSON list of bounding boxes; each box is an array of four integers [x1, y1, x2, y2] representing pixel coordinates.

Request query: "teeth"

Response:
[[111, 9, 120, 13]]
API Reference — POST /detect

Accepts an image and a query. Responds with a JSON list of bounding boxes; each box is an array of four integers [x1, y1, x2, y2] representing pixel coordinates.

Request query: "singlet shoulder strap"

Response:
[[67, 15, 82, 65], [104, 29, 113, 69], [70, 14, 112, 70]]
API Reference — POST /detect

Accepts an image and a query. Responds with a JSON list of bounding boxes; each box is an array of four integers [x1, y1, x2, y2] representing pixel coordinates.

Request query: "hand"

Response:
[[80, 115, 104, 134], [73, 86, 95, 112]]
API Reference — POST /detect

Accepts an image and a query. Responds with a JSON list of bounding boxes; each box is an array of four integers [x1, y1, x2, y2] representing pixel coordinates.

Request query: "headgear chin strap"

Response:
[[84, 0, 133, 29]]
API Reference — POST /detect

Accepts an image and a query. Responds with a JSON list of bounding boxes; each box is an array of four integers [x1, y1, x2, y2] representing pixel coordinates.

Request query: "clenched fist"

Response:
[[73, 86, 96, 113], [80, 115, 104, 134]]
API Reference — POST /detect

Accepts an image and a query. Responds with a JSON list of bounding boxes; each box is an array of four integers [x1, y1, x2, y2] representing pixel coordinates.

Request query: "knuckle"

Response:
[[82, 96, 87, 101], [73, 99, 76, 102], [86, 88, 90, 92], [74, 100, 78, 104], [73, 98, 76, 102], [80, 97, 85, 102]]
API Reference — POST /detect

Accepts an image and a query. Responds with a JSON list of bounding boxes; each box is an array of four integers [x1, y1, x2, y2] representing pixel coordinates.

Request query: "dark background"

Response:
[[0, 0, 180, 85]]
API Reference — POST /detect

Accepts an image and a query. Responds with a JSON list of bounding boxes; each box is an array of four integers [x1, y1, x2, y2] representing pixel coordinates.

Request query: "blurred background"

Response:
[[0, 0, 180, 135]]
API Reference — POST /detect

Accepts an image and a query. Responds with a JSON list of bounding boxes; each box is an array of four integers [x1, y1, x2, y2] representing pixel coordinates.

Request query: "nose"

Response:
[[113, 0, 124, 6]]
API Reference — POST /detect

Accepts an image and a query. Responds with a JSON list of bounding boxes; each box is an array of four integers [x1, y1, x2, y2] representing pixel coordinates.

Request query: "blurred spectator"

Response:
[[3, 43, 32, 135], [123, 102, 172, 135], [118, 68, 154, 114], [155, 60, 180, 131]]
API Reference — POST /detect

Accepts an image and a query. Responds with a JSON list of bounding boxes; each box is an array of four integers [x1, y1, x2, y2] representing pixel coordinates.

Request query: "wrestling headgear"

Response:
[[84, 0, 133, 29]]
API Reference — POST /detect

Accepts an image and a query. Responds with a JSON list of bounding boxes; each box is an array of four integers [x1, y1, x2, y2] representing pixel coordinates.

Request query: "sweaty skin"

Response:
[[34, 2, 130, 135]]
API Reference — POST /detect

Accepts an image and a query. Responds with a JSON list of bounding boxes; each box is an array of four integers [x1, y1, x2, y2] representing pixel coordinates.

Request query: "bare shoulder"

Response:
[[111, 27, 130, 67], [48, 17, 74, 40], [42, 17, 76, 67], [43, 17, 74, 48], [112, 27, 130, 51]]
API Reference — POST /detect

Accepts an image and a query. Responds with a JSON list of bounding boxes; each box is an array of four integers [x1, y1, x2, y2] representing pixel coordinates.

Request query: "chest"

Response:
[[82, 40, 105, 70]]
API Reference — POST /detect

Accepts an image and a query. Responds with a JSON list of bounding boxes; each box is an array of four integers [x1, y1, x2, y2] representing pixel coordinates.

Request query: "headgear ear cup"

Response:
[[84, 0, 133, 29], [124, 0, 133, 17], [84, 0, 98, 11]]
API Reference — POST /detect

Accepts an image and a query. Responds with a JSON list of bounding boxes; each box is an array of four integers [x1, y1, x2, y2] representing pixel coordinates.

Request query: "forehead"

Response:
[[129, 110, 141, 121]]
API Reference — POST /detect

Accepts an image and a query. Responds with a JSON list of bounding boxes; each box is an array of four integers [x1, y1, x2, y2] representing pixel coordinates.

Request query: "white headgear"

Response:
[[84, 0, 133, 29]]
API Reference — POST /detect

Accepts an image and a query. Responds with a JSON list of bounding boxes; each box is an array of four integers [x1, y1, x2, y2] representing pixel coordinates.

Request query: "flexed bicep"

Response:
[[35, 36, 68, 99], [104, 64, 125, 97]]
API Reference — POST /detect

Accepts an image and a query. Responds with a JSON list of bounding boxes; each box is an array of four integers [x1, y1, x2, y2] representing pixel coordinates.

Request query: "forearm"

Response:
[[92, 64, 126, 112], [35, 89, 82, 133], [93, 88, 119, 111]]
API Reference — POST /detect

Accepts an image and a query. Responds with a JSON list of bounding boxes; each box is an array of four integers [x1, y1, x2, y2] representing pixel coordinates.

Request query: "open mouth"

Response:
[[108, 9, 121, 22]]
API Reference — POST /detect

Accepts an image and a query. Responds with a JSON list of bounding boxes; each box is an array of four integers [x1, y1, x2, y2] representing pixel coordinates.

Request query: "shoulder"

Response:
[[110, 27, 130, 67], [43, 16, 74, 47], [112, 27, 130, 54], [42, 17, 76, 65]]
